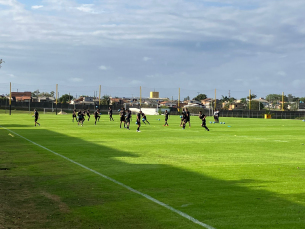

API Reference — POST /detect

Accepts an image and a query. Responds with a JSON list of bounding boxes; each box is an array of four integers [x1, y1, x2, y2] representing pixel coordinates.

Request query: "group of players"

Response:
[[70, 106, 210, 132], [34, 106, 211, 131]]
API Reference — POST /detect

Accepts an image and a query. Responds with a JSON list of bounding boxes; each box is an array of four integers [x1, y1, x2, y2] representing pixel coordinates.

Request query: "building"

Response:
[[11, 92, 31, 102], [150, 91, 159, 99]]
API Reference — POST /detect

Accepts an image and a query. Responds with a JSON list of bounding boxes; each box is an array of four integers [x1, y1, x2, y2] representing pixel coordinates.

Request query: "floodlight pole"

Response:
[[140, 86, 142, 111], [178, 88, 180, 112], [282, 92, 284, 111], [56, 84, 58, 115], [99, 85, 101, 108], [9, 82, 11, 115]]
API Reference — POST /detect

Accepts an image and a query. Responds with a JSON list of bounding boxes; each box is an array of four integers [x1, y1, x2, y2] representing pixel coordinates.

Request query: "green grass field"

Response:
[[1, 112, 305, 229]]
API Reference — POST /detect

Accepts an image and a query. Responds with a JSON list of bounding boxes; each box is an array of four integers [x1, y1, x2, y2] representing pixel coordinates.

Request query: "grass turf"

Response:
[[1, 112, 305, 229]]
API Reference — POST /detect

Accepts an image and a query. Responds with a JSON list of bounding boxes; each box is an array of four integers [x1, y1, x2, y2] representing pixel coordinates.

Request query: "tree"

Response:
[[239, 98, 247, 109], [0, 59, 4, 68], [183, 96, 190, 101], [193, 94, 207, 101], [59, 94, 73, 104], [101, 95, 110, 105], [50, 91, 55, 97], [247, 100, 264, 110], [265, 94, 289, 106], [32, 89, 40, 97], [247, 94, 257, 100]]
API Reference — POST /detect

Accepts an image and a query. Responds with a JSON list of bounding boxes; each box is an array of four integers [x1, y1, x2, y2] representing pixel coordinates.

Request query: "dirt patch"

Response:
[[41, 191, 70, 213]]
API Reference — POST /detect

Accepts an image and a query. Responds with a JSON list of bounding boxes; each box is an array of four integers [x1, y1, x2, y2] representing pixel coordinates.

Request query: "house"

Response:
[[11, 92, 31, 102], [37, 96, 55, 103], [228, 103, 244, 110]]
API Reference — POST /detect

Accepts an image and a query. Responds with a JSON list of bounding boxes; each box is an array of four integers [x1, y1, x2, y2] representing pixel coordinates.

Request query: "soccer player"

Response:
[[108, 107, 114, 121], [136, 110, 142, 132], [78, 110, 84, 126], [199, 111, 209, 131], [164, 110, 169, 126], [86, 109, 91, 121], [33, 109, 40, 126], [72, 108, 77, 122], [182, 110, 187, 129], [180, 108, 185, 126], [120, 108, 126, 128], [214, 109, 220, 123], [142, 112, 150, 125], [185, 108, 191, 127], [126, 109, 132, 130], [94, 108, 100, 125]]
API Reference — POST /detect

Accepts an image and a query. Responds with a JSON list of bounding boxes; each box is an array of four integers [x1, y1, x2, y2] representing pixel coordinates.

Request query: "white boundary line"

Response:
[[1, 126, 216, 229]]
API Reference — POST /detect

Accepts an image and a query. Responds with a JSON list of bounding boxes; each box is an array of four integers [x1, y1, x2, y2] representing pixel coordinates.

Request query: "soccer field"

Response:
[[1, 112, 305, 229]]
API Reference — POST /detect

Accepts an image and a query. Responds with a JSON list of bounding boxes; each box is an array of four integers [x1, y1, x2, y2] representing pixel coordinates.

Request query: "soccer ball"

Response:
[[220, 122, 223, 124], [210, 121, 212, 124], [142, 118, 145, 121], [118, 109, 120, 112], [223, 122, 225, 124]]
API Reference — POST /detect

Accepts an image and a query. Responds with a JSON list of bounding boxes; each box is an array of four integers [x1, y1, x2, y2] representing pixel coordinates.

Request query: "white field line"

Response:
[[1, 126, 216, 229]]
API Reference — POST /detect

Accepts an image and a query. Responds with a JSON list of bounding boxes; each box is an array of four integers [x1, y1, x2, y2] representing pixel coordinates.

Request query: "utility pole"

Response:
[[229, 90, 230, 98]]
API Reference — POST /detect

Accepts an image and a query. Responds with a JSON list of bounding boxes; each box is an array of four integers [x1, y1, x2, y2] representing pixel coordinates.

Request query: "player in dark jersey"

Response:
[[136, 110, 142, 132], [185, 108, 191, 127], [33, 109, 40, 126], [214, 109, 220, 123], [164, 110, 169, 126], [141, 113, 150, 125], [182, 109, 187, 129], [94, 109, 100, 125], [108, 107, 114, 121], [72, 108, 77, 122], [199, 111, 209, 131], [180, 108, 185, 126], [86, 109, 91, 121], [126, 109, 132, 130], [120, 108, 126, 128], [78, 110, 84, 126]]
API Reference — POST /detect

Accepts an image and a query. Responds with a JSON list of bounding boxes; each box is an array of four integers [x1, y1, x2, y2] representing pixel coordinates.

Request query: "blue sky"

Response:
[[1, 0, 305, 100]]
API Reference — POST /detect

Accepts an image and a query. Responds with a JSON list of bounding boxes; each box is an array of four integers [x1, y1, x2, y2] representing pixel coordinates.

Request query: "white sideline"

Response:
[[1, 126, 216, 229]]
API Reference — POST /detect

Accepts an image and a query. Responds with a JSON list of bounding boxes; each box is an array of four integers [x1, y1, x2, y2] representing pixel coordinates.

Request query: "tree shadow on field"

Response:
[[1, 127, 305, 229]]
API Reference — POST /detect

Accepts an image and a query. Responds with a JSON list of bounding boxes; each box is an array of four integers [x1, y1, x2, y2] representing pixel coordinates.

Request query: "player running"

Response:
[[136, 110, 142, 132], [199, 111, 209, 131], [120, 108, 126, 128], [164, 110, 169, 126], [86, 109, 91, 121], [94, 108, 100, 125], [77, 110, 84, 126], [126, 109, 132, 130], [141, 113, 150, 125], [72, 108, 77, 122], [33, 109, 40, 126], [180, 108, 185, 126], [185, 108, 191, 127], [108, 107, 114, 121]]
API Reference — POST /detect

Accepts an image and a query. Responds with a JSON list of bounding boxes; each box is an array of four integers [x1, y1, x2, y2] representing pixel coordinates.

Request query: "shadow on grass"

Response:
[[1, 127, 305, 229]]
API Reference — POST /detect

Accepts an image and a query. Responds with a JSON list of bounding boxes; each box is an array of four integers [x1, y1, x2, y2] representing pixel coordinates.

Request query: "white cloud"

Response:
[[276, 71, 286, 76], [143, 57, 152, 61], [99, 65, 109, 70], [70, 78, 83, 82], [8, 74, 16, 78], [76, 4, 97, 14], [31, 5, 43, 10]]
